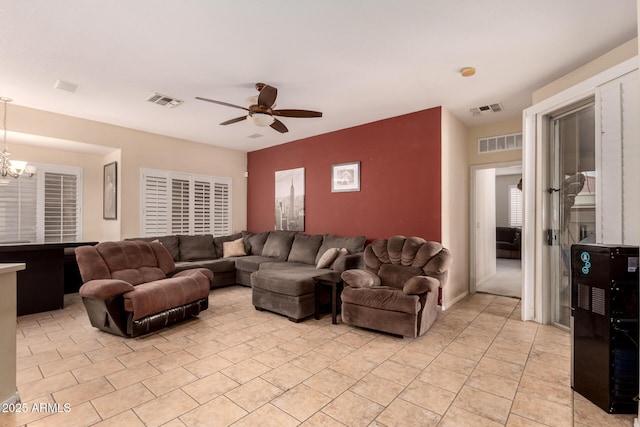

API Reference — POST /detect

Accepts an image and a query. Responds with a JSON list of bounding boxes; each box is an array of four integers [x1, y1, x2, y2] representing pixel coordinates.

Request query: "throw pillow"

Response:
[[316, 247, 340, 269], [223, 238, 247, 258]]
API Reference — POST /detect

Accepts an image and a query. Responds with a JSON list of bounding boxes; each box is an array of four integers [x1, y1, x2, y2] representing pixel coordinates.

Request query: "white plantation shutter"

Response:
[[142, 172, 169, 236], [213, 180, 230, 236], [171, 178, 190, 234], [508, 185, 523, 227], [141, 169, 231, 237], [43, 172, 79, 242], [0, 175, 37, 243], [0, 164, 81, 244], [598, 70, 639, 244], [193, 180, 211, 234]]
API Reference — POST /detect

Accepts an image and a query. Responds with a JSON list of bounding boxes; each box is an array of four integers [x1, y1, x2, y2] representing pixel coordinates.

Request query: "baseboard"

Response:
[[440, 291, 468, 311], [2, 392, 20, 406], [634, 418, 639, 427]]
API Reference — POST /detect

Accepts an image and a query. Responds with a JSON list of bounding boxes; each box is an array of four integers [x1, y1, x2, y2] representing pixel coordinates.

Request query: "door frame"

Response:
[[469, 161, 522, 297], [521, 56, 638, 323]]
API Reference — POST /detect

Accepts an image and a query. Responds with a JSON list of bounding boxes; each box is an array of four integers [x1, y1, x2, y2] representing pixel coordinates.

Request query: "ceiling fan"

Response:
[[195, 83, 322, 133]]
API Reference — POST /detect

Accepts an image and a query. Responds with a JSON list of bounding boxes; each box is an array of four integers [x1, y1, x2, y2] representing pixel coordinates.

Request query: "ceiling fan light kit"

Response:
[[196, 83, 322, 134]]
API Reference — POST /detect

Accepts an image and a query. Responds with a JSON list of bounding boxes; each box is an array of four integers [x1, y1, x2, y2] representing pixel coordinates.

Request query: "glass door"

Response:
[[549, 101, 596, 328]]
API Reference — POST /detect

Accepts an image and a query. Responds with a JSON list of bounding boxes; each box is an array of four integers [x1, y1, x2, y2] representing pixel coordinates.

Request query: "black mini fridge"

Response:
[[570, 243, 639, 413]]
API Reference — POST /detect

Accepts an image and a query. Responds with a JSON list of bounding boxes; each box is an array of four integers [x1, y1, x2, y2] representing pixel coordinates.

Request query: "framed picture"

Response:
[[331, 161, 360, 192], [103, 161, 117, 220], [275, 167, 305, 231]]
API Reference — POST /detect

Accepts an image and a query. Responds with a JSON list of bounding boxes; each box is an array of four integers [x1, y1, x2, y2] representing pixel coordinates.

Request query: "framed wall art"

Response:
[[275, 167, 305, 231], [103, 161, 117, 220], [331, 161, 360, 192]]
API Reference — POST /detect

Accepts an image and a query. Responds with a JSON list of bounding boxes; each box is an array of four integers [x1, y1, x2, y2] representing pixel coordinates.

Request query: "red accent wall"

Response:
[[247, 107, 442, 241]]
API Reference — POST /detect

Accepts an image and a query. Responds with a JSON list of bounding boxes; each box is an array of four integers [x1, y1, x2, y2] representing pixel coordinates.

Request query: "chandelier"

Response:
[[1, 97, 35, 179]]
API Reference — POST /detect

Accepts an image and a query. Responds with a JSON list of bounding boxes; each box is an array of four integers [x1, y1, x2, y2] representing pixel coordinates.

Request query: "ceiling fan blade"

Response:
[[257, 85, 278, 109], [195, 97, 248, 111], [272, 109, 323, 118], [220, 116, 247, 125], [270, 119, 288, 133]]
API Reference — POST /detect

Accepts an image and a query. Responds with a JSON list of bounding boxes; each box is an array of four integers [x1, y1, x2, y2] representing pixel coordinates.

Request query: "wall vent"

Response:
[[146, 93, 184, 108], [478, 132, 522, 153], [470, 102, 504, 116]]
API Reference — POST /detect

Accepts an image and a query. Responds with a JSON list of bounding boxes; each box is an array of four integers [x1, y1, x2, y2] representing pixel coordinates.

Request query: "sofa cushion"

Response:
[[288, 233, 323, 265], [123, 275, 210, 320], [223, 237, 247, 258], [126, 236, 180, 261], [112, 267, 166, 285], [315, 234, 366, 265], [261, 231, 296, 260], [242, 231, 270, 255], [179, 234, 216, 261], [174, 259, 236, 274], [251, 268, 322, 296], [235, 255, 284, 273], [213, 232, 243, 258], [341, 286, 420, 315]]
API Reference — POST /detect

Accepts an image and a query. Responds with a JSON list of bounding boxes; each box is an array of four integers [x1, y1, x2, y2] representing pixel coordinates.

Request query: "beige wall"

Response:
[[441, 108, 469, 308], [9, 105, 247, 241], [468, 117, 523, 166], [533, 37, 638, 104]]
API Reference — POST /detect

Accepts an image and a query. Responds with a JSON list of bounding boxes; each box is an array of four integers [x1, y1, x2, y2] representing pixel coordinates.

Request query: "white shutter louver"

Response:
[[508, 185, 523, 227], [0, 175, 37, 243], [193, 180, 211, 234], [142, 173, 169, 235], [171, 178, 190, 234], [213, 180, 230, 236], [44, 172, 78, 243]]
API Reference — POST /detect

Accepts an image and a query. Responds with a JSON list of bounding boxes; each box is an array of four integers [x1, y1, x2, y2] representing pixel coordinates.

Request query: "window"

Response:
[[0, 164, 82, 244], [141, 168, 231, 237], [509, 184, 523, 227]]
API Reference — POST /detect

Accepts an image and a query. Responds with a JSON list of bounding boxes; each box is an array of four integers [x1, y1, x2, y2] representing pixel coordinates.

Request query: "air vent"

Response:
[[247, 133, 263, 139], [470, 102, 504, 116], [146, 93, 184, 108], [478, 132, 522, 154]]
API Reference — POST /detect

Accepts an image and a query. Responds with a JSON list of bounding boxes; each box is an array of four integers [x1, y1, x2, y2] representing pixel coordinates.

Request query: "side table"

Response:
[[314, 271, 344, 324]]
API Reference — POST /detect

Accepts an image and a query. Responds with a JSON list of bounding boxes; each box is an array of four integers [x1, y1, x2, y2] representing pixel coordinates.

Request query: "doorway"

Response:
[[470, 161, 523, 298], [547, 100, 596, 328]]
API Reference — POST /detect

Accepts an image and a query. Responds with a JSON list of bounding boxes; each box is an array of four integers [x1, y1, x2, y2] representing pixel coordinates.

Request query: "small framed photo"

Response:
[[331, 161, 360, 192], [103, 161, 117, 220]]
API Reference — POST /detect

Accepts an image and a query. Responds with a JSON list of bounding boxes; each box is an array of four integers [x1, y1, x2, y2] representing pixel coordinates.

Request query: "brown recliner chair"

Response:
[[75, 240, 213, 337], [340, 236, 452, 338]]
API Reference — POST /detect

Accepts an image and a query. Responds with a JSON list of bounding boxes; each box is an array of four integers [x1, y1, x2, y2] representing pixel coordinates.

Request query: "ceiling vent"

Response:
[[247, 133, 263, 139], [146, 93, 184, 108], [470, 103, 504, 116]]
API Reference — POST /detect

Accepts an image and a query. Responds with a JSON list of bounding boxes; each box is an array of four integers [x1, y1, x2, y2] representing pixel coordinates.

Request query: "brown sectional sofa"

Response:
[[128, 231, 366, 321]]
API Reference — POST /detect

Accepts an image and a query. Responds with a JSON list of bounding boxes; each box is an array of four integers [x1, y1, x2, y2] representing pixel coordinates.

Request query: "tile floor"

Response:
[[2, 286, 637, 426]]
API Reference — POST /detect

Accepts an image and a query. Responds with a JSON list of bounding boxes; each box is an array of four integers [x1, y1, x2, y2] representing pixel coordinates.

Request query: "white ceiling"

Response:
[[1, 1, 637, 152]]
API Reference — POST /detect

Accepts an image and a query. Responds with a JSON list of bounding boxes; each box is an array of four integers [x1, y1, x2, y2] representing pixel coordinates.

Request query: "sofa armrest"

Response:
[[341, 269, 381, 288], [403, 276, 439, 295], [332, 252, 364, 272], [79, 279, 135, 300]]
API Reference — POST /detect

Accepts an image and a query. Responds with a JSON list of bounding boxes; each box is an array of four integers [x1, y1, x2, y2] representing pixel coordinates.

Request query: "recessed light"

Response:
[[461, 67, 476, 77]]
